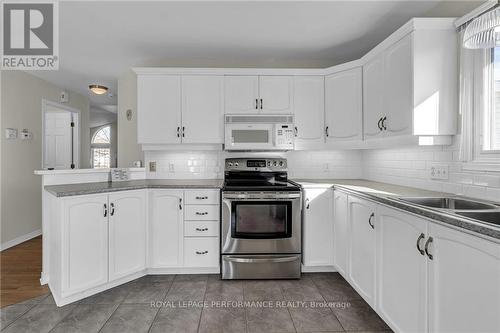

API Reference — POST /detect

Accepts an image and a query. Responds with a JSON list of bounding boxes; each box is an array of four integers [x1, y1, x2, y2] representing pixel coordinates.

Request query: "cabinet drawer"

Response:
[[185, 190, 220, 205], [184, 237, 219, 267], [184, 221, 219, 237], [185, 205, 219, 221]]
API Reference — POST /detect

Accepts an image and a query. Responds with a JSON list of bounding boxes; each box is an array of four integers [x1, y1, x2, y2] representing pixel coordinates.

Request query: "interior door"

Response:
[[62, 195, 108, 295], [333, 191, 349, 277], [44, 111, 73, 169], [377, 206, 427, 333], [181, 75, 224, 144], [149, 190, 184, 268], [325, 68, 362, 142], [137, 75, 182, 144], [384, 34, 413, 137], [293, 76, 325, 146], [259, 76, 294, 114], [348, 196, 376, 307], [108, 190, 146, 281], [224, 76, 259, 114], [428, 223, 500, 333], [303, 188, 334, 267], [363, 55, 385, 139]]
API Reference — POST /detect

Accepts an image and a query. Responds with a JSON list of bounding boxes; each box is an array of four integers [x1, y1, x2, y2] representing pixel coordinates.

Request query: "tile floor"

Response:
[[0, 273, 392, 333]]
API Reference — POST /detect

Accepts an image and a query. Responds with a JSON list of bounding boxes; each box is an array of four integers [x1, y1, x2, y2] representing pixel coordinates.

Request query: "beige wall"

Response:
[[117, 70, 142, 167], [1, 71, 90, 246]]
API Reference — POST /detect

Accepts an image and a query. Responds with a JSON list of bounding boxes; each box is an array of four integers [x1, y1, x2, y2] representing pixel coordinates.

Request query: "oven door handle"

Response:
[[224, 256, 299, 263]]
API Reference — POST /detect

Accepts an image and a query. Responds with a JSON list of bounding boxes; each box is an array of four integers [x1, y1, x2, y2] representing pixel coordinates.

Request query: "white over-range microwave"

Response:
[[224, 114, 295, 151]]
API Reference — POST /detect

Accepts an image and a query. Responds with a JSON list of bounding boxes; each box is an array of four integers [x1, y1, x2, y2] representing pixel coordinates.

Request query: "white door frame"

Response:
[[42, 99, 80, 169]]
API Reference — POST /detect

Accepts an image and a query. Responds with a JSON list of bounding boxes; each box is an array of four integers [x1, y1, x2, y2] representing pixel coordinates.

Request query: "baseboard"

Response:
[[301, 265, 336, 273], [1, 229, 42, 251]]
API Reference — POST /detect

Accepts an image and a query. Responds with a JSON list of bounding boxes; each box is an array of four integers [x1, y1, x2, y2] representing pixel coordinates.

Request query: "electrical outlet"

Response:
[[430, 163, 449, 180], [149, 161, 157, 172], [168, 162, 175, 172]]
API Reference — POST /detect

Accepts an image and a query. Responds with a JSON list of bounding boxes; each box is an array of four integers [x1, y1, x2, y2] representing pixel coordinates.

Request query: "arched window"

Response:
[[91, 125, 111, 168]]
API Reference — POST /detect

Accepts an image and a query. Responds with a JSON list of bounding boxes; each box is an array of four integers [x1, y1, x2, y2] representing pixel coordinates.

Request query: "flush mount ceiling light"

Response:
[[464, 6, 500, 49], [88, 84, 108, 95]]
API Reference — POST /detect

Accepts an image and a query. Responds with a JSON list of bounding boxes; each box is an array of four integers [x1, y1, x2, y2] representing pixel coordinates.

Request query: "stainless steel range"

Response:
[[221, 158, 302, 279]]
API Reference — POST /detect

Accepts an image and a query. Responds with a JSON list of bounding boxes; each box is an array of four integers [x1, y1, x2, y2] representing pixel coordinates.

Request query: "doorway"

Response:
[[42, 100, 80, 170]]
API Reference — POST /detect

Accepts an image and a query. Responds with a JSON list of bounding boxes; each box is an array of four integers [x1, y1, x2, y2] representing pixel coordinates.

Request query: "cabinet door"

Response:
[[348, 196, 376, 306], [62, 195, 108, 295], [428, 223, 500, 333], [224, 76, 259, 114], [363, 56, 385, 139], [181, 75, 224, 144], [325, 68, 362, 142], [376, 206, 427, 333], [384, 34, 413, 137], [293, 76, 325, 145], [108, 190, 146, 281], [137, 75, 182, 144], [303, 188, 334, 267], [149, 190, 184, 268], [259, 76, 294, 114], [333, 191, 349, 278]]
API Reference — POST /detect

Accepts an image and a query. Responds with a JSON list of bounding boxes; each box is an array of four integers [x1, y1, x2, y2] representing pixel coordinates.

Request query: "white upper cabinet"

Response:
[[363, 56, 385, 139], [348, 196, 377, 307], [108, 190, 147, 281], [428, 223, 500, 333], [333, 191, 349, 278], [224, 76, 259, 114], [62, 195, 108, 295], [325, 68, 362, 142], [224, 75, 293, 114], [181, 76, 224, 144], [259, 76, 294, 114], [376, 206, 428, 333], [302, 188, 334, 268], [293, 76, 325, 147], [137, 75, 182, 144], [384, 35, 413, 137]]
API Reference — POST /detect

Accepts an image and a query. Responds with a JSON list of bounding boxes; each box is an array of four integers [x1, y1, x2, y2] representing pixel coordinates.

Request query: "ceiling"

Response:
[[30, 0, 484, 108]]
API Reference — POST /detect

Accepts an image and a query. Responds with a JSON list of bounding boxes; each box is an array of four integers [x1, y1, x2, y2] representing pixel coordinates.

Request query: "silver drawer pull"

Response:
[[195, 212, 208, 215], [195, 227, 209, 232], [225, 256, 298, 263], [196, 251, 208, 255], [195, 196, 208, 200]]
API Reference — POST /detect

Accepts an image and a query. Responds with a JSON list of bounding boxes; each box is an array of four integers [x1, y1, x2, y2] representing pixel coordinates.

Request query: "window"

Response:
[[486, 47, 500, 151], [91, 125, 111, 168]]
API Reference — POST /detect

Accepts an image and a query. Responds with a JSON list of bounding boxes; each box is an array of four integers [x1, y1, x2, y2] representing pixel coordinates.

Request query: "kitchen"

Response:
[[1, 1, 500, 333]]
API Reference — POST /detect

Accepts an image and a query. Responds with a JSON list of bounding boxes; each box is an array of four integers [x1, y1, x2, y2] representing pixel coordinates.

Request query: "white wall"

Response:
[[363, 137, 500, 202], [1, 71, 90, 246], [117, 70, 143, 167]]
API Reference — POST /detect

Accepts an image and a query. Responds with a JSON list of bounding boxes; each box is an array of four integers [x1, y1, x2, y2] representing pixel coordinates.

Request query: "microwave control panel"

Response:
[[275, 124, 294, 148]]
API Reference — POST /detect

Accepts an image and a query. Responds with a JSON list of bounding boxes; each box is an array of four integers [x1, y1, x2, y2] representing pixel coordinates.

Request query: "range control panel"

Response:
[[275, 125, 294, 149], [225, 158, 287, 171]]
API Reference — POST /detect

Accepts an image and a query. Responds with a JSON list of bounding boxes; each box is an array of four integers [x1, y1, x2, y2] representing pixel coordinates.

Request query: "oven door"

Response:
[[221, 192, 301, 254]]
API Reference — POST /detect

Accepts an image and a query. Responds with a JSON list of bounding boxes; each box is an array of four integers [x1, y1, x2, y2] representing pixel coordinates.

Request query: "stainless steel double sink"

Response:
[[397, 197, 500, 227]]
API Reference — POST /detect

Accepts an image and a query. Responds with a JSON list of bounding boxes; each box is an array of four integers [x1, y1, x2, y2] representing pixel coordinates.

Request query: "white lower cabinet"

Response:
[[302, 187, 334, 269], [332, 191, 349, 277], [348, 196, 377, 307], [108, 191, 147, 281], [149, 190, 184, 268], [427, 223, 500, 333], [62, 194, 109, 295], [376, 206, 427, 333]]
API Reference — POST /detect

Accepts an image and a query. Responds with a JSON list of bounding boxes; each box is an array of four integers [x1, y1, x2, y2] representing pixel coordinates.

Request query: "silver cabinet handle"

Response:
[[325, 126, 329, 137], [103, 203, 108, 217], [424, 237, 433, 260], [305, 198, 310, 209], [368, 212, 375, 229], [110, 203, 115, 216], [195, 227, 209, 232], [260, 98, 263, 110], [195, 212, 208, 215], [179, 198, 182, 210], [416, 233, 425, 255], [177, 126, 180, 137], [195, 196, 208, 200], [196, 251, 208, 255]]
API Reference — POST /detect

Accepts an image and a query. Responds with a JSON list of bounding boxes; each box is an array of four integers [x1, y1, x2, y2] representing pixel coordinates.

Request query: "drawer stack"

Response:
[[183, 189, 220, 267]]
